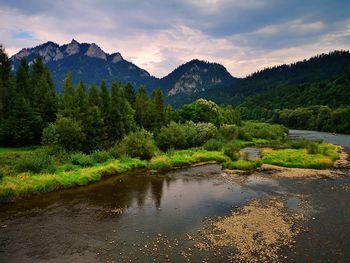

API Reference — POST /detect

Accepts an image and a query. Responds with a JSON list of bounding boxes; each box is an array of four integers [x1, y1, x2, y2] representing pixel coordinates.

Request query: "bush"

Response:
[[42, 117, 85, 152], [203, 139, 224, 151], [91, 150, 111, 163], [238, 122, 288, 141], [70, 153, 95, 167], [156, 121, 217, 151], [224, 142, 241, 161], [14, 153, 55, 174], [193, 122, 218, 145], [118, 129, 157, 160], [220, 124, 238, 140], [0, 170, 4, 181]]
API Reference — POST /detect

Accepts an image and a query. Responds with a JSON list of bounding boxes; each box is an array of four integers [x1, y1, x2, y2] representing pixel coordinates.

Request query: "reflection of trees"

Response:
[[150, 177, 164, 209]]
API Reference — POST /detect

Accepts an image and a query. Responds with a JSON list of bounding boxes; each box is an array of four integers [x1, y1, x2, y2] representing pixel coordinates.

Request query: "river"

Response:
[[0, 130, 349, 262]]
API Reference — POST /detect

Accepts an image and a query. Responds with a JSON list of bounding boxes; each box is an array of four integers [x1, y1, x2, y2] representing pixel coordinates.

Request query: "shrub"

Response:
[[70, 153, 95, 167], [156, 121, 217, 151], [203, 139, 224, 151], [220, 124, 238, 140], [0, 170, 4, 181], [14, 153, 55, 174], [149, 156, 172, 171], [118, 129, 157, 160], [193, 122, 218, 145], [223, 160, 262, 171], [42, 117, 85, 152], [224, 142, 241, 161], [91, 150, 111, 163], [239, 122, 288, 141]]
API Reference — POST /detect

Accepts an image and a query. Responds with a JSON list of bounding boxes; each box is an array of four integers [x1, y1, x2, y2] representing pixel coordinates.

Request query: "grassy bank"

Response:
[[262, 143, 340, 169], [0, 157, 147, 202], [0, 148, 229, 202]]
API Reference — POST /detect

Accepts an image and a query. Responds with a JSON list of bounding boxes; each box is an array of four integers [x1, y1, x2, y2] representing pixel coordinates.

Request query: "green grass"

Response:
[[0, 158, 147, 202], [149, 149, 229, 171], [262, 143, 340, 169], [222, 159, 262, 171]]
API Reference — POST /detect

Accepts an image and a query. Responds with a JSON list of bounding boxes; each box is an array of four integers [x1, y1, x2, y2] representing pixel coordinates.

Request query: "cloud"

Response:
[[0, 0, 349, 77]]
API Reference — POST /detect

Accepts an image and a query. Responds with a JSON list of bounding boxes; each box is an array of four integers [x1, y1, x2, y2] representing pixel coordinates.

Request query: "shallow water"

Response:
[[0, 130, 350, 262]]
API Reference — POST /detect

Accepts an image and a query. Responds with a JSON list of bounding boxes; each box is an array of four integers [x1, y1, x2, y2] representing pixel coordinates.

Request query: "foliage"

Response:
[[156, 121, 217, 151], [203, 139, 224, 151], [219, 124, 239, 140], [42, 117, 85, 152], [118, 129, 157, 160], [223, 142, 241, 161], [91, 150, 111, 163], [238, 122, 288, 141]]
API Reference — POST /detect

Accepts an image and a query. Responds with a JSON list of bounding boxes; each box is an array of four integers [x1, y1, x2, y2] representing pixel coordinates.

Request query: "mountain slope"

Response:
[[158, 59, 236, 97]]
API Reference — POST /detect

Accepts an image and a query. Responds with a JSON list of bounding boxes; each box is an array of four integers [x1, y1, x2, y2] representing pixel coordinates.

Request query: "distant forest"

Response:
[[168, 51, 350, 133]]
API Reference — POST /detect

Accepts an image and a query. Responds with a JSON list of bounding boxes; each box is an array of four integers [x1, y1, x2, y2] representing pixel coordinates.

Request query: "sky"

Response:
[[0, 0, 349, 78]]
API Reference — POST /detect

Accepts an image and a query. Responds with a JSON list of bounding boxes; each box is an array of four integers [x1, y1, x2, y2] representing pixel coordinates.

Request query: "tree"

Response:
[[0, 45, 13, 121], [150, 88, 166, 130], [108, 83, 134, 142], [2, 96, 42, 146], [99, 80, 110, 146], [88, 83, 99, 107], [135, 86, 151, 129], [124, 82, 136, 108], [15, 58, 31, 98], [84, 106, 103, 152], [61, 73, 77, 118]]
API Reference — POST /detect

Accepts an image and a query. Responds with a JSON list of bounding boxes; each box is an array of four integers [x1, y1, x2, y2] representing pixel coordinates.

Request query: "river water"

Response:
[[0, 130, 349, 262]]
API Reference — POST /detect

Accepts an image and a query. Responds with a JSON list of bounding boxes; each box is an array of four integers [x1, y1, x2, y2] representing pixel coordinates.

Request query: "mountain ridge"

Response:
[[10, 40, 235, 95]]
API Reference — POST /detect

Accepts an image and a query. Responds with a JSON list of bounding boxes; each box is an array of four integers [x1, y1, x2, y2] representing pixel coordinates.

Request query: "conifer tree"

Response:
[[61, 73, 77, 119], [124, 82, 136, 108], [88, 83, 99, 107], [109, 83, 124, 142], [0, 45, 13, 121], [151, 88, 166, 130], [99, 80, 110, 146], [15, 58, 31, 98], [135, 86, 151, 130]]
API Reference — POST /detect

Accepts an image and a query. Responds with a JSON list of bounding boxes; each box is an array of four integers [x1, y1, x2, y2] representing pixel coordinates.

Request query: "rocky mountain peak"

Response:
[[85, 43, 107, 60], [65, 39, 80, 55], [111, 52, 123, 63]]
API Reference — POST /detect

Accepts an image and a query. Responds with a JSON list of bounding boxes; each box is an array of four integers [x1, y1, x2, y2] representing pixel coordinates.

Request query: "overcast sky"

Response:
[[0, 0, 349, 77]]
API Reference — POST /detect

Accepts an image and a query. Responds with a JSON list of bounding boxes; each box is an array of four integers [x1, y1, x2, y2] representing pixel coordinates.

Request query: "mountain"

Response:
[[171, 50, 350, 106], [158, 59, 236, 97], [10, 40, 236, 96], [11, 39, 157, 92]]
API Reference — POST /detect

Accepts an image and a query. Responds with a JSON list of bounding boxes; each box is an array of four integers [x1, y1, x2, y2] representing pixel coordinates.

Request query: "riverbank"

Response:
[[0, 135, 347, 203]]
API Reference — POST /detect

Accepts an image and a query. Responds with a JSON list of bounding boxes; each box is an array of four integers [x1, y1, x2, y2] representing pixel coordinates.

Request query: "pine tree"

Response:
[[75, 81, 88, 122], [124, 82, 136, 108], [84, 105, 103, 152], [61, 73, 77, 119], [109, 83, 124, 142], [15, 58, 31, 98], [99, 80, 110, 146], [2, 96, 42, 146], [150, 88, 166, 130], [0, 45, 13, 121], [88, 83, 99, 107], [135, 86, 151, 130]]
